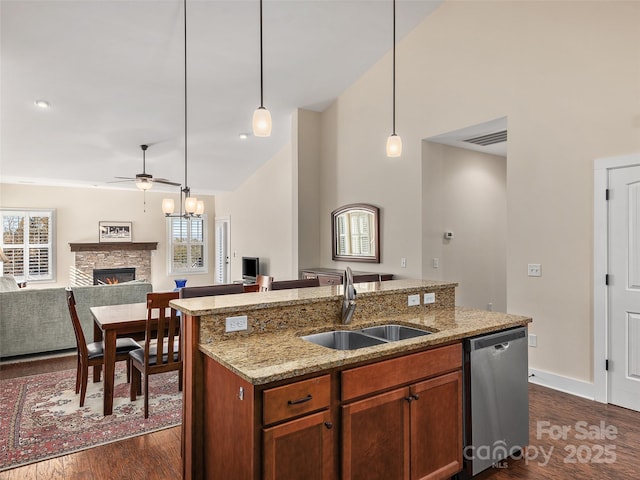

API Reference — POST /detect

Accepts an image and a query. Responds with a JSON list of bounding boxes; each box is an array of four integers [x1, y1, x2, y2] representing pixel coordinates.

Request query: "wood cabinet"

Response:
[[263, 410, 334, 480], [300, 268, 393, 285], [201, 344, 461, 480], [341, 345, 462, 480]]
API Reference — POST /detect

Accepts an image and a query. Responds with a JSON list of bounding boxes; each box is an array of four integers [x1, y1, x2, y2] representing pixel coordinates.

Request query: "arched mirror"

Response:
[[331, 203, 380, 263]]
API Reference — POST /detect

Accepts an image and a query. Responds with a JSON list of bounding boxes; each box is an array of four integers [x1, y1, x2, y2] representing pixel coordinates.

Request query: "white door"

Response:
[[608, 165, 640, 411], [215, 217, 231, 284]]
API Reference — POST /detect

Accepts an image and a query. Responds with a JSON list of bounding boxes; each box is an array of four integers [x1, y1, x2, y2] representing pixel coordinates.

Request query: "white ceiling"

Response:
[[1, 0, 443, 195]]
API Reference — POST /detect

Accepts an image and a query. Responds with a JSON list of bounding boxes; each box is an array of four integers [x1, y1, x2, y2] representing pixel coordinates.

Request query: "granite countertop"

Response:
[[170, 279, 458, 316], [198, 306, 532, 386]]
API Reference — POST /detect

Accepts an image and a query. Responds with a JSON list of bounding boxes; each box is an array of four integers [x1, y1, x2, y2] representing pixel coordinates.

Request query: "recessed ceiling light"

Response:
[[34, 99, 51, 109], [239, 133, 249, 140]]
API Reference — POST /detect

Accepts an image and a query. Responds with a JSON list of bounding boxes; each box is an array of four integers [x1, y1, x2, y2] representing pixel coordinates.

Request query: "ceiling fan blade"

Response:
[[154, 178, 182, 187], [114, 176, 136, 180], [107, 179, 135, 184]]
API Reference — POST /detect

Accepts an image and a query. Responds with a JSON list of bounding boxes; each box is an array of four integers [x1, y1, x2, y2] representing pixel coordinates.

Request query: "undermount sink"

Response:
[[301, 324, 432, 350], [360, 324, 432, 341], [301, 330, 387, 350]]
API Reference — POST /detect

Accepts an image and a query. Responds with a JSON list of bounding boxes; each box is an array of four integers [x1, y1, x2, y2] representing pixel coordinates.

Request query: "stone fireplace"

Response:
[[69, 242, 157, 286]]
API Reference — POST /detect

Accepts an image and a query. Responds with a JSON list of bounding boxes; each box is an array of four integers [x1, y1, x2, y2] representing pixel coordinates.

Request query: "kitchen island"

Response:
[[171, 279, 532, 480]]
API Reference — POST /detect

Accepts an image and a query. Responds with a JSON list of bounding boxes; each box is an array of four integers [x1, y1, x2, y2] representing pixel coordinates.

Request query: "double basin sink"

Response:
[[301, 324, 432, 351]]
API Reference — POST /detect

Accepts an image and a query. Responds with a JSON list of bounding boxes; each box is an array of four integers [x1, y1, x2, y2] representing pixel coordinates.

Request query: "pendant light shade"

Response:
[[162, 198, 175, 215], [253, 0, 271, 137], [386, 133, 402, 157], [185, 196, 198, 214], [252, 106, 272, 137], [387, 0, 402, 158]]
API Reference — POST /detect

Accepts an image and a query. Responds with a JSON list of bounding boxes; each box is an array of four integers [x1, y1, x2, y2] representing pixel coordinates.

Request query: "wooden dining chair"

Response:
[[256, 275, 274, 292], [65, 288, 140, 407], [130, 291, 182, 419]]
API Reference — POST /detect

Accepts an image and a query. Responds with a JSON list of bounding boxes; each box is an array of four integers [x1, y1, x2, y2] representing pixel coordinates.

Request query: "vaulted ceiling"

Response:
[[1, 0, 442, 195]]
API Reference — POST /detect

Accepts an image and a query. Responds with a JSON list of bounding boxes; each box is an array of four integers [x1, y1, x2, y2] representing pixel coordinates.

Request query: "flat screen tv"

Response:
[[242, 257, 260, 283]]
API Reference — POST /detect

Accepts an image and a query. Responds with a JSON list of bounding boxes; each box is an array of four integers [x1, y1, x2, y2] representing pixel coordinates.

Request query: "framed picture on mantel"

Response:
[[99, 221, 132, 243]]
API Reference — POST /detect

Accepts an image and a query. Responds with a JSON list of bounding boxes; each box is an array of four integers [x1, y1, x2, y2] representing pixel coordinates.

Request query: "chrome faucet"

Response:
[[341, 266, 357, 324]]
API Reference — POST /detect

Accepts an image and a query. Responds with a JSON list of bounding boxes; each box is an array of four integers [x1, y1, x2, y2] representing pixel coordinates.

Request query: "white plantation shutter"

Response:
[[168, 215, 207, 274], [1, 209, 55, 282]]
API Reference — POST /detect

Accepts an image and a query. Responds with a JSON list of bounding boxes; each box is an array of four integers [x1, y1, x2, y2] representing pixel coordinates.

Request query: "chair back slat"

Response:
[[271, 278, 320, 290], [66, 288, 88, 359], [179, 283, 244, 298], [145, 291, 181, 366]]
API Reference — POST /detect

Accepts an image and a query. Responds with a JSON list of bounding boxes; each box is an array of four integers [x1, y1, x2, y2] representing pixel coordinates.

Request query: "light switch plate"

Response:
[[408, 294, 420, 306], [226, 315, 248, 332], [528, 264, 541, 277], [423, 292, 435, 304]]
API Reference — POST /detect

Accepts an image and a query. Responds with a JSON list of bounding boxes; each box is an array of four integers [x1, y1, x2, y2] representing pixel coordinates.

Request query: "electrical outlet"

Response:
[[408, 294, 420, 306], [226, 315, 248, 332], [432, 258, 439, 268], [528, 264, 541, 277], [528, 334, 537, 347], [423, 292, 435, 304]]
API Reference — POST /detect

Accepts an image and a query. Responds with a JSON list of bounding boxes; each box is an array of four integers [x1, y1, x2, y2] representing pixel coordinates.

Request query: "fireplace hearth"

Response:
[[93, 267, 135, 285]]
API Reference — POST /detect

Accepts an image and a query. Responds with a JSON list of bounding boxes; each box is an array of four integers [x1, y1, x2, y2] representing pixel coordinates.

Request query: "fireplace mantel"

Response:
[[69, 242, 158, 252]]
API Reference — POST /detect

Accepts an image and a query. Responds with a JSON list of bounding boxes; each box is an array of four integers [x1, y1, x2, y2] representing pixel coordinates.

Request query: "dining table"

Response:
[[91, 302, 156, 416]]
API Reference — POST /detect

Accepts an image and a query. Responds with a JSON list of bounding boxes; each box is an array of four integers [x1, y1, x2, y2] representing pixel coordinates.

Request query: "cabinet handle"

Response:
[[412, 394, 420, 401], [324, 422, 333, 430], [404, 394, 420, 403], [288, 394, 313, 405]]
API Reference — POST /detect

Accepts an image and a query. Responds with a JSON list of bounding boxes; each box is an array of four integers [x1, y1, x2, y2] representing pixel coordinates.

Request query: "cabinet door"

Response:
[[317, 274, 341, 286], [342, 387, 410, 480], [263, 410, 334, 480], [409, 371, 463, 480]]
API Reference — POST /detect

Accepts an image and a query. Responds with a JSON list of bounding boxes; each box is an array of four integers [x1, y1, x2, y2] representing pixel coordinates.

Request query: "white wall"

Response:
[[423, 143, 507, 312], [317, 1, 640, 383], [215, 143, 296, 281], [0, 183, 215, 292]]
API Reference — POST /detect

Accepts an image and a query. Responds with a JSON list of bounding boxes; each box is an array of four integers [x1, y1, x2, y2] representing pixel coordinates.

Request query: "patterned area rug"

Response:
[[0, 364, 182, 472]]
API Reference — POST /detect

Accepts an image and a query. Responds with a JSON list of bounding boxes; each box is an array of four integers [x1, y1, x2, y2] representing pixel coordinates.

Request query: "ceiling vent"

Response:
[[463, 130, 507, 146]]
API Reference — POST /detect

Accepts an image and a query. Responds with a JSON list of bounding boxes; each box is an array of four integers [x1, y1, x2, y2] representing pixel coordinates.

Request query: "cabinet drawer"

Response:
[[341, 343, 462, 401], [317, 274, 341, 286], [263, 375, 331, 425]]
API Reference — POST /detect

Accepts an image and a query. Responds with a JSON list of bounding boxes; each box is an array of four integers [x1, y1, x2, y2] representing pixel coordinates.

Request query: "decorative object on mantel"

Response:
[[162, 0, 205, 219], [386, 0, 402, 158], [99, 221, 132, 243]]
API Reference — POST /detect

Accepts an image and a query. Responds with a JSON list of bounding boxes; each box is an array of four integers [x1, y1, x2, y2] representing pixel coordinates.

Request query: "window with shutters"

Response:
[[167, 215, 208, 274], [1, 209, 55, 282]]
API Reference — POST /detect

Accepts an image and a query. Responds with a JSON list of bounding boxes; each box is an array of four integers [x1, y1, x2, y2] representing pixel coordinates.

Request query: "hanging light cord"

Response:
[[259, 0, 264, 108], [392, 0, 396, 136], [183, 0, 189, 196]]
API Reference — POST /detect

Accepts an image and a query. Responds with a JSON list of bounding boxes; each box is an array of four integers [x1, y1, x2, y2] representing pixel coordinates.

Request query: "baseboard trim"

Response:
[[528, 367, 597, 401]]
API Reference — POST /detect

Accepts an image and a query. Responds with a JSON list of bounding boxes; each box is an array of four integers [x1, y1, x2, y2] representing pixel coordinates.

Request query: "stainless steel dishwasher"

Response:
[[462, 327, 529, 477]]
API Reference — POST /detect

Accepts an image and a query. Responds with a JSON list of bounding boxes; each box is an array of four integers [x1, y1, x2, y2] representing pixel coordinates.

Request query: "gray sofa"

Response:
[[0, 281, 153, 358]]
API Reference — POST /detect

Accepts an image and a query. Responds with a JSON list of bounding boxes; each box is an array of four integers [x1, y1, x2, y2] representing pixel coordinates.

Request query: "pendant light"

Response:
[[252, 0, 272, 137], [386, 0, 402, 157], [162, 0, 204, 218]]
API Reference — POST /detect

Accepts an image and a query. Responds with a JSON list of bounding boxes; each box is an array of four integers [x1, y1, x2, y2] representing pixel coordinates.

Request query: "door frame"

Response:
[[594, 153, 640, 403], [215, 215, 231, 284]]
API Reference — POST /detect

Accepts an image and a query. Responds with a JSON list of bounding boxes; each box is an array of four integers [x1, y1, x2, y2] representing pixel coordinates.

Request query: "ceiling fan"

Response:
[[111, 144, 180, 190]]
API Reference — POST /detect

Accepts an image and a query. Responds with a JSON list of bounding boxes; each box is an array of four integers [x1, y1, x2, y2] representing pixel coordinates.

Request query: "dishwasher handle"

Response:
[[467, 327, 526, 351]]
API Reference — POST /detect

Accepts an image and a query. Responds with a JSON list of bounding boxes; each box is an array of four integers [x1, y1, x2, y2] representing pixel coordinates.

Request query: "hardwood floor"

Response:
[[2, 356, 639, 479]]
